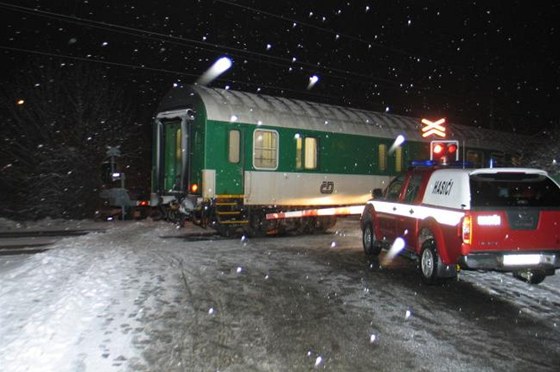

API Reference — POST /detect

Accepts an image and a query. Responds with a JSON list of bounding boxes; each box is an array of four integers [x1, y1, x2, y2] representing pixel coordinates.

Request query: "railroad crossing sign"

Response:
[[421, 118, 446, 138]]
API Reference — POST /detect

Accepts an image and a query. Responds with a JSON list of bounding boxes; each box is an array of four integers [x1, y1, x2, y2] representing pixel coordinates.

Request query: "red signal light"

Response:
[[430, 140, 460, 162], [433, 144, 444, 154]]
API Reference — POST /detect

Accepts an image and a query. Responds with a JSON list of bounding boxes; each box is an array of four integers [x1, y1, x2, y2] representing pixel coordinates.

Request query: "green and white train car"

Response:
[[151, 85, 522, 235]]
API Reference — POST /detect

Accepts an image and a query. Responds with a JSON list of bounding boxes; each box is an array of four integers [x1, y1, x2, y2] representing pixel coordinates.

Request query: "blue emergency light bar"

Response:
[[410, 160, 438, 167], [410, 160, 474, 168]]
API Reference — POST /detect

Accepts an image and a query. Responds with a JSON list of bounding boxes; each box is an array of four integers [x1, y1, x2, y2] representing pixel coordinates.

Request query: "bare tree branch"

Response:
[[0, 59, 140, 220]]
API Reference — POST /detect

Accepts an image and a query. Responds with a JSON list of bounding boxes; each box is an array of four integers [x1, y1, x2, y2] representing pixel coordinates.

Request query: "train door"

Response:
[[223, 128, 244, 195], [154, 112, 193, 199], [163, 120, 184, 192]]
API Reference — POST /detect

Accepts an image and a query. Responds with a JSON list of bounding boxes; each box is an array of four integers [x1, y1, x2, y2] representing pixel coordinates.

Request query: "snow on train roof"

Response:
[[158, 85, 522, 152]]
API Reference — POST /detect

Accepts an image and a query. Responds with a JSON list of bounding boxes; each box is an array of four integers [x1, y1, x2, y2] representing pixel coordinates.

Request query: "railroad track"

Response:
[[0, 228, 106, 255], [159, 230, 230, 242], [0, 229, 97, 238]]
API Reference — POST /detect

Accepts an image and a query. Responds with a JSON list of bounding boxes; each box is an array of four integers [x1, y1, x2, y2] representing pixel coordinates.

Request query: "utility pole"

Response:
[[106, 146, 126, 220]]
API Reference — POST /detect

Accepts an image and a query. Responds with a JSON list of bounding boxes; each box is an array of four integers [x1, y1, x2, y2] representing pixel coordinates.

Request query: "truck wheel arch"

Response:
[[418, 218, 453, 265]]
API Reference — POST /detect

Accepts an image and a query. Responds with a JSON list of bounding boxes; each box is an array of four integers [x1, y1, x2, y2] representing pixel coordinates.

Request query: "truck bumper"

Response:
[[458, 251, 560, 272]]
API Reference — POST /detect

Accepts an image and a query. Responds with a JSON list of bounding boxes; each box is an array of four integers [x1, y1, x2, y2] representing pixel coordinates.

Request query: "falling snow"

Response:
[[0, 1, 557, 133]]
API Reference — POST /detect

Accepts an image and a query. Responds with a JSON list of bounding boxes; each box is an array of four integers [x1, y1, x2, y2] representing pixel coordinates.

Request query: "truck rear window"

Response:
[[470, 173, 560, 208]]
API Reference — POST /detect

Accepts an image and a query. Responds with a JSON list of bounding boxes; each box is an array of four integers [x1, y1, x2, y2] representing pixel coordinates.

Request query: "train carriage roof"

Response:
[[157, 85, 524, 153]]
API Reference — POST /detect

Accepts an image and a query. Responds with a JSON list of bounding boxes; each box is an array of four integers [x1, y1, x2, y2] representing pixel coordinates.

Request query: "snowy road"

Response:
[[0, 218, 559, 371]]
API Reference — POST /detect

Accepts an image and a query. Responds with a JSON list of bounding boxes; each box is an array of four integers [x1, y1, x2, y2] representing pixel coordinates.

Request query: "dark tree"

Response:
[[0, 60, 140, 220], [524, 126, 560, 180]]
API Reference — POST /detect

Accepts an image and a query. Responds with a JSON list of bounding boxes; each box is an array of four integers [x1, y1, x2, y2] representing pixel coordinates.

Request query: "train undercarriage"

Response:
[[157, 195, 337, 237]]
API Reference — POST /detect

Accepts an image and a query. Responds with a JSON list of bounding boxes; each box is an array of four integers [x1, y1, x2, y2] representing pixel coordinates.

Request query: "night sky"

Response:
[[1, 0, 559, 134]]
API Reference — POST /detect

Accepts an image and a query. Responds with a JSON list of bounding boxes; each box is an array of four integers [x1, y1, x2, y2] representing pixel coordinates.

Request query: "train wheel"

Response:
[[294, 218, 312, 234], [199, 214, 209, 229], [149, 207, 164, 221], [317, 216, 337, 232], [247, 210, 270, 237], [197, 206, 210, 229]]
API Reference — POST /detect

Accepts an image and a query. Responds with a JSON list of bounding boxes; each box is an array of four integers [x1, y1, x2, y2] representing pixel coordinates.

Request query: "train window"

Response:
[[395, 146, 403, 172], [510, 154, 522, 166], [295, 136, 303, 169], [378, 144, 387, 171], [228, 130, 240, 163], [467, 150, 484, 168], [175, 128, 182, 162], [253, 129, 278, 169], [304, 137, 318, 169], [295, 136, 318, 170], [175, 128, 182, 187], [490, 152, 505, 167]]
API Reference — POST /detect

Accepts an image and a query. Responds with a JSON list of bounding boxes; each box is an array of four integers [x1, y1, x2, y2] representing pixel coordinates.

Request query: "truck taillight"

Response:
[[462, 215, 472, 244]]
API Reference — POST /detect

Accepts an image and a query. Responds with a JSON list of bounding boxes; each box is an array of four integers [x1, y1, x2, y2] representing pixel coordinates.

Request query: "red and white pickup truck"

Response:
[[360, 165, 560, 284]]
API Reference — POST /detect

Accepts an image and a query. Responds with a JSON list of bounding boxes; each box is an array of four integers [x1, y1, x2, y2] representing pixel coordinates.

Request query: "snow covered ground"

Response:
[[0, 217, 559, 371]]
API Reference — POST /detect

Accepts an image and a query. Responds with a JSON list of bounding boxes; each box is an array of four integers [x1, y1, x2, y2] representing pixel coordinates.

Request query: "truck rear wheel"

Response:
[[513, 270, 547, 285], [362, 220, 381, 256], [419, 239, 440, 284]]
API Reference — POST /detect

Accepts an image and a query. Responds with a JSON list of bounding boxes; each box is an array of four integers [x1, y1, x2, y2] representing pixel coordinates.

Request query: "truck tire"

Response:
[[419, 239, 440, 284], [513, 270, 546, 285], [362, 220, 381, 256]]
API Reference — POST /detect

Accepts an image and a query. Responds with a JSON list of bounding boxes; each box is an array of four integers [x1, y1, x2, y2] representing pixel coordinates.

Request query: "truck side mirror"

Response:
[[372, 188, 383, 199]]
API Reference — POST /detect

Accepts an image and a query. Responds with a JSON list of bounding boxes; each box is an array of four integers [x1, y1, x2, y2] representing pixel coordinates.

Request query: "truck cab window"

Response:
[[403, 174, 423, 203], [385, 175, 404, 201]]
